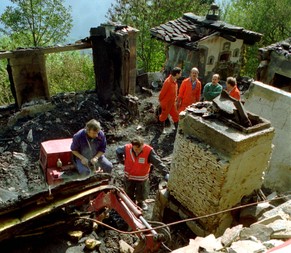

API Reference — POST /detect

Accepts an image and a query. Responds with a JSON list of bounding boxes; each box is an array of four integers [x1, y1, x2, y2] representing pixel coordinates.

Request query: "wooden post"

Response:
[[90, 26, 115, 106], [9, 50, 50, 107], [90, 25, 139, 106]]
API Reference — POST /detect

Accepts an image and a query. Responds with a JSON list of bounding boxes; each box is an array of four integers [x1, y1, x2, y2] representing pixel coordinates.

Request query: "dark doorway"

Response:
[[271, 73, 291, 93]]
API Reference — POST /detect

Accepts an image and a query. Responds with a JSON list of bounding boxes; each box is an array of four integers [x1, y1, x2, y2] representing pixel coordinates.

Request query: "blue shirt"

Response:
[[71, 129, 107, 160]]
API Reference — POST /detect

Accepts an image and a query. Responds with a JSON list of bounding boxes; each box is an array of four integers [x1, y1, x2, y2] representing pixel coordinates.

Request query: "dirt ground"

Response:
[[0, 89, 194, 252]]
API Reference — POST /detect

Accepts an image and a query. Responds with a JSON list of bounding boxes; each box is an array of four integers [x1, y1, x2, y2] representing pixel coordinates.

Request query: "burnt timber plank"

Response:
[[0, 42, 92, 59]]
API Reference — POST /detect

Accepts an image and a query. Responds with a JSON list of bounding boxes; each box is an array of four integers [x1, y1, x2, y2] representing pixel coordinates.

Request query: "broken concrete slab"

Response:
[[260, 200, 291, 221], [240, 224, 273, 242], [221, 225, 243, 247], [229, 240, 266, 253]]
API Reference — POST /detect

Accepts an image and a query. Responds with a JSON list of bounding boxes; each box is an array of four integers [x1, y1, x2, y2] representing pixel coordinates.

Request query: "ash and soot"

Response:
[[0, 90, 192, 253]]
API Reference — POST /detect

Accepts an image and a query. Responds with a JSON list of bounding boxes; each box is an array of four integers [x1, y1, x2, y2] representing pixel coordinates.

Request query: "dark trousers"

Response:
[[124, 178, 149, 203]]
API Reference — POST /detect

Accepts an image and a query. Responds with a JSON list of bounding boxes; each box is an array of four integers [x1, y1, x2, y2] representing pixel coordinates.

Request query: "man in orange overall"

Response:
[[116, 136, 169, 211], [158, 67, 182, 133], [226, 77, 241, 100], [176, 67, 201, 113]]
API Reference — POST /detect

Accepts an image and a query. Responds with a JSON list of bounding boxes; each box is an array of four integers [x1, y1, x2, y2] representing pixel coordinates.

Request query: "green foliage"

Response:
[[0, 50, 95, 105], [46, 51, 95, 95], [0, 36, 95, 105], [106, 0, 214, 72], [224, 0, 291, 77], [0, 60, 13, 105], [0, 0, 73, 47]]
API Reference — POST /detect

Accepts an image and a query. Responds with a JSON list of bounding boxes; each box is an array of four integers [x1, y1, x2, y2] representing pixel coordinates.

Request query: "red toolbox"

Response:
[[39, 138, 75, 185]]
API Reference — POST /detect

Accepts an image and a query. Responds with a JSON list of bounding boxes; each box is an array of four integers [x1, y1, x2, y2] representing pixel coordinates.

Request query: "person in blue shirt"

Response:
[[71, 119, 113, 176]]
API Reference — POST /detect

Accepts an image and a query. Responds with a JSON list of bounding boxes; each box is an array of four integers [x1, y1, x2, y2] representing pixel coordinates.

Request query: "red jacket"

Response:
[[159, 75, 178, 109], [229, 85, 241, 100], [124, 144, 153, 181], [178, 77, 201, 112]]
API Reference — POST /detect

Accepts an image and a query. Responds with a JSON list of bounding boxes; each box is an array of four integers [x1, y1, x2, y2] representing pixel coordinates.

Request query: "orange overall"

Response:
[[158, 75, 179, 123], [177, 77, 201, 113], [229, 85, 241, 100]]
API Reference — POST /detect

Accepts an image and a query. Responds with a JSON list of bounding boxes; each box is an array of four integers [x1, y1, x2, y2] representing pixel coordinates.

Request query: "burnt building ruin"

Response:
[[0, 24, 139, 108], [150, 4, 262, 84], [256, 37, 291, 92]]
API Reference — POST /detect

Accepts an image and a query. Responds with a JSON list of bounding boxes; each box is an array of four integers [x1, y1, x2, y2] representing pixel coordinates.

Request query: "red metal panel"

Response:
[[39, 138, 73, 170]]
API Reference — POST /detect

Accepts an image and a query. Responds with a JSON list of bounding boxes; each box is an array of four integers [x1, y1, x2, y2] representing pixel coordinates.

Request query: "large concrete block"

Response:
[[168, 110, 274, 236], [243, 81, 291, 193]]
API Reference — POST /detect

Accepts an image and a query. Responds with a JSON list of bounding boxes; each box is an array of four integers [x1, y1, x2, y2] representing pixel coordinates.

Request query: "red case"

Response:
[[39, 138, 73, 172]]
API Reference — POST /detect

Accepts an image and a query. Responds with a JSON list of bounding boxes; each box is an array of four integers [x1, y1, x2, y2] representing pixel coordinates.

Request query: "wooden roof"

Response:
[[150, 13, 262, 49]]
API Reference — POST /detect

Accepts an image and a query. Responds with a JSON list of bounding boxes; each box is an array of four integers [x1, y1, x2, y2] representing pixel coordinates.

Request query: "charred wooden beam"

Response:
[[0, 42, 92, 59], [0, 175, 112, 242]]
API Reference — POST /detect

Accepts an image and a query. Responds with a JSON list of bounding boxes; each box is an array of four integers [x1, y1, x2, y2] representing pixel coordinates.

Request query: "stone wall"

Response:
[[243, 81, 291, 193], [168, 111, 274, 236]]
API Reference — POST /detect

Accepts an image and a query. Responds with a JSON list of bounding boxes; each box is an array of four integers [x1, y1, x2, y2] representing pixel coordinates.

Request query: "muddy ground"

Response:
[[0, 89, 194, 252]]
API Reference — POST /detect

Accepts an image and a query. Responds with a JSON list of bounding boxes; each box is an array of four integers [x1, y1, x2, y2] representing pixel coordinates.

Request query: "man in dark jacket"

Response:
[[71, 119, 113, 176]]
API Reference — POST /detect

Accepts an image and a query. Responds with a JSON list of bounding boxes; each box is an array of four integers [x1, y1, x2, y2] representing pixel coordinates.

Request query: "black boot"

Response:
[[174, 122, 178, 130], [158, 120, 166, 134]]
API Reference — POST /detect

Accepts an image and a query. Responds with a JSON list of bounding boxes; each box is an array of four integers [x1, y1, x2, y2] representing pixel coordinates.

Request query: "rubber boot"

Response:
[[161, 121, 166, 134], [172, 122, 178, 135], [158, 120, 166, 134]]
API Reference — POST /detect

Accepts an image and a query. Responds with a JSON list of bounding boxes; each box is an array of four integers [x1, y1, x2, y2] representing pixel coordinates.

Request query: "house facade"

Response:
[[256, 37, 291, 92], [150, 4, 262, 85]]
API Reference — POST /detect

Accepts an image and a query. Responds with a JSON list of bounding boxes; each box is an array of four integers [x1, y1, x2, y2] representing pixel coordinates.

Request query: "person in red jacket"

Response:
[[158, 67, 182, 133], [116, 136, 169, 210], [226, 77, 241, 100], [176, 67, 201, 113]]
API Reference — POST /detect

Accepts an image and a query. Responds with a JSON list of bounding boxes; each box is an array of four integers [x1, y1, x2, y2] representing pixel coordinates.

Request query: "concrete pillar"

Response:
[[168, 110, 275, 236]]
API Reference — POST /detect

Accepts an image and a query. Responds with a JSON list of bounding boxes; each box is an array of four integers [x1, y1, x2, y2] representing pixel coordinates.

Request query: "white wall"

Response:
[[198, 34, 243, 74], [243, 81, 291, 193]]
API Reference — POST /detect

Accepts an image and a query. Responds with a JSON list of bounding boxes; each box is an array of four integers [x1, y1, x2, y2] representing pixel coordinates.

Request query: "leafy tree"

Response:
[[224, 0, 291, 77], [0, 0, 73, 47], [46, 51, 95, 95], [106, 0, 214, 72]]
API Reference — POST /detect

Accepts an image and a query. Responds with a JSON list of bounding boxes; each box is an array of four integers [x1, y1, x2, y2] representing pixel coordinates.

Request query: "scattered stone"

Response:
[[85, 238, 101, 250], [229, 240, 266, 253], [267, 219, 291, 233], [257, 214, 285, 225], [221, 225, 243, 247], [263, 239, 285, 250], [199, 234, 223, 252], [68, 230, 83, 242], [260, 200, 291, 220], [119, 239, 134, 253], [27, 129, 33, 142], [240, 223, 273, 242], [271, 230, 291, 240], [240, 202, 272, 222]]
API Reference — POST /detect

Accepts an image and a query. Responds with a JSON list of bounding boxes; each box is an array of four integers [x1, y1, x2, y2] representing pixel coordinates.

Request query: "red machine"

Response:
[[87, 185, 169, 252], [35, 139, 169, 252], [39, 138, 75, 185]]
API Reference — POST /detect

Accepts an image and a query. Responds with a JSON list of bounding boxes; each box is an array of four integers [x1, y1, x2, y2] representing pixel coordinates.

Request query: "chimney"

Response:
[[206, 3, 220, 21]]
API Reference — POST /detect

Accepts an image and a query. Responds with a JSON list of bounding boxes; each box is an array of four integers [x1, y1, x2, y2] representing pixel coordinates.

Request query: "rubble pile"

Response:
[[173, 197, 291, 252]]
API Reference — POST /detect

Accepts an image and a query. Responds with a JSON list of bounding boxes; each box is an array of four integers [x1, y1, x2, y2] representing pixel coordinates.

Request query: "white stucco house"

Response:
[[150, 4, 262, 85]]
